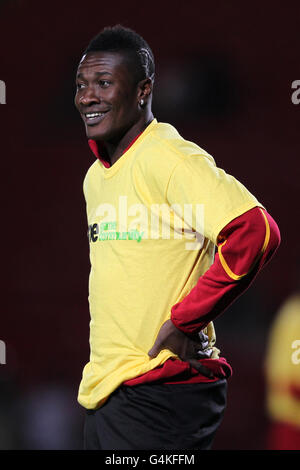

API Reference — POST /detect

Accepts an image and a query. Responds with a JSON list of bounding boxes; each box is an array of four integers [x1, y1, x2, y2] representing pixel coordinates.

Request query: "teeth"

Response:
[[86, 112, 104, 118]]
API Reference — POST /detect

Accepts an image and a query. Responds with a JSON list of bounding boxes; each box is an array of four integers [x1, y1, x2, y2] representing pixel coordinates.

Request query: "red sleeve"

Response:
[[170, 207, 281, 336]]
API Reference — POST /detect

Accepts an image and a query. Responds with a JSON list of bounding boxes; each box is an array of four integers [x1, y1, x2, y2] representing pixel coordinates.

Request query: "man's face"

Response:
[[74, 51, 141, 142]]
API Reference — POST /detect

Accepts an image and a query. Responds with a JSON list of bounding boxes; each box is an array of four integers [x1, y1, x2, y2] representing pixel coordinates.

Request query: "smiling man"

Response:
[[76, 37, 154, 166], [74, 25, 280, 450]]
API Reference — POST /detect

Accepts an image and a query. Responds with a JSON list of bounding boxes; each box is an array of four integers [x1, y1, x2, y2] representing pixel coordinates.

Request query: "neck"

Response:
[[104, 110, 154, 166]]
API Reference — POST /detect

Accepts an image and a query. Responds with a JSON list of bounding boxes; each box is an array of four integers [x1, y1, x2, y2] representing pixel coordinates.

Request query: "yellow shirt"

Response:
[[78, 118, 261, 409]]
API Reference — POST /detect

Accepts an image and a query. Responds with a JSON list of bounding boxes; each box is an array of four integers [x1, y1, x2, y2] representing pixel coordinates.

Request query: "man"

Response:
[[74, 25, 280, 450]]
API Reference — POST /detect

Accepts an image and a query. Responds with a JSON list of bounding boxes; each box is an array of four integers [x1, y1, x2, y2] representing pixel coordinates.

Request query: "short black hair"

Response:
[[84, 25, 155, 84]]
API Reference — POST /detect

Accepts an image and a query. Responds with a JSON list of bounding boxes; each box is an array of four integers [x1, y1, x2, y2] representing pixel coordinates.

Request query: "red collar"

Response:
[[88, 132, 142, 168]]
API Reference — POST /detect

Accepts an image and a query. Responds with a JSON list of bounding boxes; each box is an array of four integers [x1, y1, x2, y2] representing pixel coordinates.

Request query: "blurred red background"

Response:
[[0, 0, 298, 449]]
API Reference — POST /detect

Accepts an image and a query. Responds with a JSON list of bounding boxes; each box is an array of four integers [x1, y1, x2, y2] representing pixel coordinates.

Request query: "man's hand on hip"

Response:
[[148, 319, 214, 378]]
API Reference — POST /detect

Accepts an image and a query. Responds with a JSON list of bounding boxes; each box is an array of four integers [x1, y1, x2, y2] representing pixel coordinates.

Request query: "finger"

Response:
[[148, 345, 160, 358], [194, 338, 209, 352], [196, 348, 213, 359], [188, 359, 214, 378], [198, 331, 209, 342], [197, 340, 209, 350]]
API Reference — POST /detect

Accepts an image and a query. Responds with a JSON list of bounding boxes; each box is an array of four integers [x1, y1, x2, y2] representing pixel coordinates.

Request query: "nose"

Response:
[[79, 86, 100, 106]]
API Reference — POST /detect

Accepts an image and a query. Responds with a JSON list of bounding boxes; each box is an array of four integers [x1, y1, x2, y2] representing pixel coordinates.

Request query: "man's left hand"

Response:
[[148, 319, 214, 378]]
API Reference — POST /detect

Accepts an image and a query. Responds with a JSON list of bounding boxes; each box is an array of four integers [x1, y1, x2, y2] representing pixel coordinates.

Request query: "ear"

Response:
[[137, 78, 153, 103]]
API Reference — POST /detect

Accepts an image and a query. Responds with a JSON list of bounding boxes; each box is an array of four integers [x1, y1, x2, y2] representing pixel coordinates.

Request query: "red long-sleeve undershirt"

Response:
[[124, 206, 280, 385], [170, 206, 281, 337]]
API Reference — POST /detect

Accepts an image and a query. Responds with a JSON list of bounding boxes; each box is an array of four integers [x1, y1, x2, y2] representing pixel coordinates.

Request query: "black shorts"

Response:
[[84, 379, 227, 450]]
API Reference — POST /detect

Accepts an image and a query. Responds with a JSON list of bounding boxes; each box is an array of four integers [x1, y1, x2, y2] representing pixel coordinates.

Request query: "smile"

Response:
[[83, 111, 109, 125]]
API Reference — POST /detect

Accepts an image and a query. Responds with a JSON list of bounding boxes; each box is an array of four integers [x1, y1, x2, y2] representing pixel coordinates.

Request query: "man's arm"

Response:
[[148, 206, 280, 358], [170, 206, 280, 336]]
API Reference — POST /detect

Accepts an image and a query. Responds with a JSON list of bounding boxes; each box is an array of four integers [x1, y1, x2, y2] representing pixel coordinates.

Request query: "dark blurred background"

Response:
[[0, 0, 299, 450]]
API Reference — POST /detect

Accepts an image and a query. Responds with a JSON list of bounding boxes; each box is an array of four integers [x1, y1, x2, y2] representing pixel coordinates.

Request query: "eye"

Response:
[[76, 82, 85, 90], [99, 80, 110, 88]]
